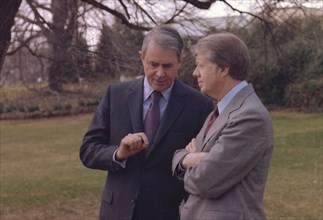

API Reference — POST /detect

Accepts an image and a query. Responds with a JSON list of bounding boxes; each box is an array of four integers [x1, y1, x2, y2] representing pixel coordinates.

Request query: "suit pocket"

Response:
[[203, 210, 243, 220], [102, 188, 113, 204]]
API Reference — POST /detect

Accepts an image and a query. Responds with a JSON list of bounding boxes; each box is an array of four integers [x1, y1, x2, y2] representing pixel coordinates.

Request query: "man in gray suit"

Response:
[[80, 25, 213, 220], [172, 32, 274, 220]]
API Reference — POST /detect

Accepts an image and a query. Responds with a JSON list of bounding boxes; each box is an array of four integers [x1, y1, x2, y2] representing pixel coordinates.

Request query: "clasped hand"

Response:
[[181, 138, 207, 169], [116, 132, 148, 160]]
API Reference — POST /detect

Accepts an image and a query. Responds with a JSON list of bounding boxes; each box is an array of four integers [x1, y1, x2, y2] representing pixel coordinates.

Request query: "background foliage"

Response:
[[1, 1, 322, 119]]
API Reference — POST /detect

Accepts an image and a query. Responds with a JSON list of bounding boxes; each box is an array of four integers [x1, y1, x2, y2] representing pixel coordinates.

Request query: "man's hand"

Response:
[[185, 138, 197, 152], [181, 138, 207, 169], [116, 132, 148, 160]]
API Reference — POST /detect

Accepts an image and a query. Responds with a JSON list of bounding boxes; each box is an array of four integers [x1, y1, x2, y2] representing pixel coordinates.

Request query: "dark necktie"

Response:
[[144, 91, 162, 154], [204, 108, 219, 136]]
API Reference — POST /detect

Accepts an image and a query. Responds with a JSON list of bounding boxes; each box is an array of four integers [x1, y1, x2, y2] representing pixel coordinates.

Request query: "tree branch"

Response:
[[7, 33, 42, 55], [132, 0, 157, 25], [118, 0, 130, 19], [25, 0, 52, 35], [165, 2, 189, 24], [222, 0, 267, 22], [80, 0, 150, 31], [182, 0, 216, 10]]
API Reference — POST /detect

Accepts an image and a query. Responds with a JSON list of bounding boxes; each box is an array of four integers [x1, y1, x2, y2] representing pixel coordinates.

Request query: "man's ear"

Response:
[[139, 51, 144, 62], [220, 67, 230, 77], [178, 55, 184, 67]]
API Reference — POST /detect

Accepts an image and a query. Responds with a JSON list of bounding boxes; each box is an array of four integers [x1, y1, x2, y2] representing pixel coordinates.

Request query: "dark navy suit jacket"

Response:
[[80, 77, 213, 220]]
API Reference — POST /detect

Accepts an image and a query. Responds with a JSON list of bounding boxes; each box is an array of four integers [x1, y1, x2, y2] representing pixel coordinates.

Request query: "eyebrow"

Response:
[[150, 61, 173, 66]]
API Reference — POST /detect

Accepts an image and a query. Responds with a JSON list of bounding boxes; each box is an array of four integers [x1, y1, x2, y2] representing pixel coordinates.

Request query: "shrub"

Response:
[[17, 104, 26, 112], [78, 100, 86, 107], [65, 103, 72, 110], [27, 105, 40, 113], [284, 77, 323, 111], [86, 99, 99, 107], [53, 104, 63, 111], [6, 104, 16, 113], [0, 103, 4, 114]]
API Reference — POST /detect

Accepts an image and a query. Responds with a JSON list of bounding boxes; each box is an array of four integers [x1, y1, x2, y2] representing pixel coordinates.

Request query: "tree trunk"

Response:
[[0, 0, 22, 73], [48, 0, 78, 92]]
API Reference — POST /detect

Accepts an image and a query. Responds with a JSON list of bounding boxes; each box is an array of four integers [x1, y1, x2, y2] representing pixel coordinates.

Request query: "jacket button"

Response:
[[131, 199, 136, 203]]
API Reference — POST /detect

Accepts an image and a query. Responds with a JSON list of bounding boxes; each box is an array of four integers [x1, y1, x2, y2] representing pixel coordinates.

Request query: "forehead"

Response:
[[144, 42, 179, 62], [196, 53, 211, 63]]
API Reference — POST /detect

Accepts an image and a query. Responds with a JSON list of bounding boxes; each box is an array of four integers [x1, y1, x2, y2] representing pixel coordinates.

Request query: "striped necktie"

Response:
[[204, 108, 219, 136], [144, 91, 162, 155]]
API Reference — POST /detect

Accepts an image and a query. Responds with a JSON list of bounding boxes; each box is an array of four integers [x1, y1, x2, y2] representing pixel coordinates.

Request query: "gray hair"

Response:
[[192, 32, 250, 80], [141, 25, 184, 59]]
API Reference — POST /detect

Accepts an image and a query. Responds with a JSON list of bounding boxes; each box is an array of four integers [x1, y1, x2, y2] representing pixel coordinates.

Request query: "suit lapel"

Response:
[[127, 77, 144, 133], [195, 113, 212, 151], [201, 84, 255, 150]]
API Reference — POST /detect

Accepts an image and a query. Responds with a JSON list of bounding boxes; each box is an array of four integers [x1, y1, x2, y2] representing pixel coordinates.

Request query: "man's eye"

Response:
[[197, 65, 203, 69]]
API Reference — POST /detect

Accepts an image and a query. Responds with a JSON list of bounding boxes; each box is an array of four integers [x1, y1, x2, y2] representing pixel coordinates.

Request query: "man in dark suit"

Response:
[[172, 32, 274, 220], [80, 25, 213, 220]]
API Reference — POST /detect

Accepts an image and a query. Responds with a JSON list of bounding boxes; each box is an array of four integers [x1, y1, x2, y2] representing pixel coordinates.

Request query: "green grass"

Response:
[[265, 111, 322, 219], [0, 111, 322, 219], [0, 114, 106, 218]]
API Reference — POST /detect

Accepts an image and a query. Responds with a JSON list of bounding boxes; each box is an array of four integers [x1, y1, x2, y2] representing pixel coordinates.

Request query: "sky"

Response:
[[202, 0, 322, 17], [85, 0, 322, 46], [200, 0, 254, 17], [86, 0, 254, 46]]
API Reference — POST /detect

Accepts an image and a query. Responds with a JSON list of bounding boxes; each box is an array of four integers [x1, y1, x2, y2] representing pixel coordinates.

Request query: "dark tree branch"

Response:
[[132, 0, 157, 25], [25, 0, 52, 36], [222, 0, 267, 22], [165, 2, 189, 24], [7, 33, 42, 56], [31, 1, 51, 13], [23, 43, 50, 60], [132, 0, 157, 24], [80, 0, 150, 31], [182, 0, 216, 10], [118, 0, 130, 19]]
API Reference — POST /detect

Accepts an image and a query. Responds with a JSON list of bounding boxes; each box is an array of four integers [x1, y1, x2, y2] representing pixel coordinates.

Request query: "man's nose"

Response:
[[192, 68, 199, 78], [156, 66, 165, 77]]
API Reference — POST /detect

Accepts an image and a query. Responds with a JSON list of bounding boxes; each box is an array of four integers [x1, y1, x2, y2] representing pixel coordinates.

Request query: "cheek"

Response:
[[144, 65, 155, 75], [166, 69, 177, 79], [200, 70, 207, 80]]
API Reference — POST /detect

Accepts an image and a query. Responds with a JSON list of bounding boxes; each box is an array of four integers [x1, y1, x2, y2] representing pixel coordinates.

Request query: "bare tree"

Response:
[[0, 0, 22, 72], [47, 0, 79, 92], [3, 0, 317, 92], [5, 0, 89, 92]]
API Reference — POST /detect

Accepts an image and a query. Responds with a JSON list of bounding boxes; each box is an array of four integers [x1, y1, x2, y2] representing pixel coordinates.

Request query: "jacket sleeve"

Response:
[[79, 86, 124, 172], [183, 109, 270, 198], [172, 149, 190, 180]]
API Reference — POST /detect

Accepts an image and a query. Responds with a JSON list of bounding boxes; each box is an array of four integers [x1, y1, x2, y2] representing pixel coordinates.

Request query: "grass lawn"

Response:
[[0, 111, 322, 219], [265, 111, 322, 219], [0, 114, 105, 219]]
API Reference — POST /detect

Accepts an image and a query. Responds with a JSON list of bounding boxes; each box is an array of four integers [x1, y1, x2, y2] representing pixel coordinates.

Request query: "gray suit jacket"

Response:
[[172, 84, 274, 220], [80, 77, 213, 220]]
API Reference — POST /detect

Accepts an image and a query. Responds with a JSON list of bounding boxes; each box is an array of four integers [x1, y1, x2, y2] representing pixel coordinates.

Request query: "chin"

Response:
[[155, 83, 171, 91], [200, 87, 206, 93]]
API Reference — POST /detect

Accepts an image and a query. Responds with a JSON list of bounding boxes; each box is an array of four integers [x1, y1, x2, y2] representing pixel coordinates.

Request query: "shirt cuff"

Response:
[[113, 149, 127, 168], [178, 160, 187, 172], [175, 158, 187, 177]]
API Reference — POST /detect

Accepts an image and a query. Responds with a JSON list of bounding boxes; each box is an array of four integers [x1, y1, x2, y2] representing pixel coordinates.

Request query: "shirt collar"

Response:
[[217, 80, 248, 113], [143, 76, 173, 102]]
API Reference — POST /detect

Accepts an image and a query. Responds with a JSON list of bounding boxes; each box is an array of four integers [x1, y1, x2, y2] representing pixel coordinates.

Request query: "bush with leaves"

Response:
[[284, 77, 323, 111]]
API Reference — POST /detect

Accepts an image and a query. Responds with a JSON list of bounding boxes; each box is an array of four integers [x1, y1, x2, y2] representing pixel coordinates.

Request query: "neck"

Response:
[[217, 79, 242, 101]]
